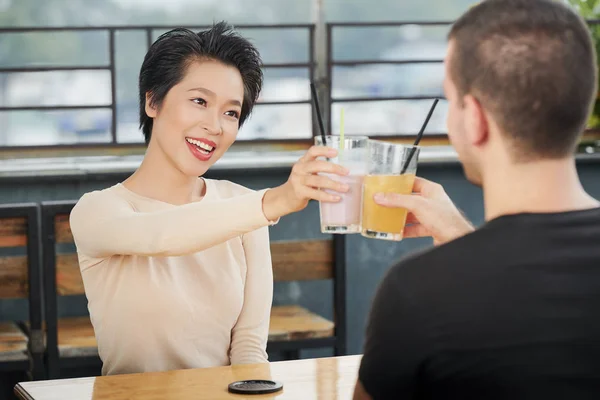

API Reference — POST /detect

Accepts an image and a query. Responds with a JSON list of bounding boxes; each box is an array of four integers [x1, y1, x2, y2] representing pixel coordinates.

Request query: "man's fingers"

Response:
[[403, 224, 431, 239], [406, 212, 419, 225], [373, 192, 425, 212], [375, 193, 420, 225], [412, 176, 445, 197]]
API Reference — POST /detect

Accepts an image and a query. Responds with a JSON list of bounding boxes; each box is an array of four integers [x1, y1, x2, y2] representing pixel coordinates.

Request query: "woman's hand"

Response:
[[262, 145, 349, 221]]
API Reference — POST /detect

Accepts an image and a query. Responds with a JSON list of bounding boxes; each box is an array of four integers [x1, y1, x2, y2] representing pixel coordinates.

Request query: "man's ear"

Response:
[[145, 92, 158, 118], [463, 94, 489, 147]]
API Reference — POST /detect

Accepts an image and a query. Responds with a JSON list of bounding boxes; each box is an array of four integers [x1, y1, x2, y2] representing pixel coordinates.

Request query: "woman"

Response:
[[69, 22, 348, 375]]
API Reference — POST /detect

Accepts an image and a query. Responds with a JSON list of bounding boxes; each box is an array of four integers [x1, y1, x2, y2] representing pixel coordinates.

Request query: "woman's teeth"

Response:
[[186, 138, 214, 153]]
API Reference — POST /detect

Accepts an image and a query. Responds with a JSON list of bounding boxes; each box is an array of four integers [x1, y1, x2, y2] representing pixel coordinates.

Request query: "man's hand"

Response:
[[373, 177, 474, 245]]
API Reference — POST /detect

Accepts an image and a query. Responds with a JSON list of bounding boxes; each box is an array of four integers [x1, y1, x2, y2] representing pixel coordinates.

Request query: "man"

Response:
[[354, 0, 600, 399]]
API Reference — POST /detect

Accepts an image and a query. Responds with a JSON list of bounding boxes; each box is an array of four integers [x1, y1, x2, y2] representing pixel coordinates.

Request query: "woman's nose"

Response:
[[201, 110, 222, 135]]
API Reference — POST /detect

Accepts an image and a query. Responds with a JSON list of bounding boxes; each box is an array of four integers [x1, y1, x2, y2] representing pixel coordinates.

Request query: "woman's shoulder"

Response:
[[75, 184, 125, 204], [205, 178, 259, 199], [71, 184, 130, 219]]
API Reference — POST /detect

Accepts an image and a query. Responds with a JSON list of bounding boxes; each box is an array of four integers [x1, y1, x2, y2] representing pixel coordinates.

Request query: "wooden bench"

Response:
[[0, 203, 44, 379], [41, 201, 346, 378], [267, 237, 346, 359]]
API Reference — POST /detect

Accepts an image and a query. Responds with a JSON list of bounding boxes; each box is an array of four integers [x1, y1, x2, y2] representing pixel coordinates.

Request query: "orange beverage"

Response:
[[362, 174, 416, 241]]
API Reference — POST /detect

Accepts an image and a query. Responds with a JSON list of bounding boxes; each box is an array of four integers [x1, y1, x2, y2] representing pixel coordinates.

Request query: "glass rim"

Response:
[[314, 135, 369, 141], [368, 139, 420, 151]]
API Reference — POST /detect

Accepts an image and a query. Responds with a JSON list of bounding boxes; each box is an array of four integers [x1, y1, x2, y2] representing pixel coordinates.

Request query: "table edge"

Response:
[[14, 383, 34, 400], [11, 355, 363, 399]]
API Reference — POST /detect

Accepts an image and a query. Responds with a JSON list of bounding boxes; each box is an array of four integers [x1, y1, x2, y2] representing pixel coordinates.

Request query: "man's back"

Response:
[[359, 207, 600, 399]]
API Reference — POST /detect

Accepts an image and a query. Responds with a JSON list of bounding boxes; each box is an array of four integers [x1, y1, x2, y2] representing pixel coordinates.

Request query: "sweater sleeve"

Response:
[[229, 225, 273, 365], [69, 187, 273, 258]]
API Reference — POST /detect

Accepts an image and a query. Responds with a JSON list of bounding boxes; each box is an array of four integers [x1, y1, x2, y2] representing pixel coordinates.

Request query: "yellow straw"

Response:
[[339, 107, 345, 155]]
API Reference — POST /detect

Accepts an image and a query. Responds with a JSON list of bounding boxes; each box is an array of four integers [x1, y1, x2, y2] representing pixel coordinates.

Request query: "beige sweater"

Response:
[[69, 179, 274, 375]]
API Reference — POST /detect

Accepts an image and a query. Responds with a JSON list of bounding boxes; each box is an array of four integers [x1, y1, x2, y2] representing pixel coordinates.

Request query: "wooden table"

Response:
[[15, 355, 361, 400]]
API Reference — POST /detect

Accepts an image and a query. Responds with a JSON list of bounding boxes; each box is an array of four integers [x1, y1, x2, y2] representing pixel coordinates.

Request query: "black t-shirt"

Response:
[[359, 207, 600, 400]]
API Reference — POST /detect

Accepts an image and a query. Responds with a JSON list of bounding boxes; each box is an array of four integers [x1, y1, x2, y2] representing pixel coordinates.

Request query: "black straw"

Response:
[[401, 98, 440, 174], [310, 82, 328, 145]]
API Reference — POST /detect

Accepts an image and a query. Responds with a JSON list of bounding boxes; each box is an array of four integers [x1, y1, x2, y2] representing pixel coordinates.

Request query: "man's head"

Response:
[[444, 0, 597, 184]]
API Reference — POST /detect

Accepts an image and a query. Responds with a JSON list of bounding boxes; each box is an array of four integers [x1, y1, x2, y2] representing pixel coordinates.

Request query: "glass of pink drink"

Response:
[[315, 135, 369, 234]]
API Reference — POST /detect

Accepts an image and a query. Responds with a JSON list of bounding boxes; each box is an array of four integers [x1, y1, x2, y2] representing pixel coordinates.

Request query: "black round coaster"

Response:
[[228, 380, 283, 395]]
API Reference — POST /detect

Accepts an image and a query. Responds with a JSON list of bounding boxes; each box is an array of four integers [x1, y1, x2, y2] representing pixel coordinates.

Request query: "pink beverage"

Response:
[[315, 135, 369, 234], [319, 174, 364, 233]]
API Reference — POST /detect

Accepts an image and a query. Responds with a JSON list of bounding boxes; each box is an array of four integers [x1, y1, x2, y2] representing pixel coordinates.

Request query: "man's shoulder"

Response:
[[395, 226, 491, 267], [384, 225, 503, 291]]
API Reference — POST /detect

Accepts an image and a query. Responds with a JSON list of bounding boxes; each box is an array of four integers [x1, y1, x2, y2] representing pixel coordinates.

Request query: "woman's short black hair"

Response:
[[138, 22, 263, 144]]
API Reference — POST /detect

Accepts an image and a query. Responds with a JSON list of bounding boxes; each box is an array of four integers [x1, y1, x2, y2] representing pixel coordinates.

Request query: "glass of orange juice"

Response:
[[361, 140, 420, 241]]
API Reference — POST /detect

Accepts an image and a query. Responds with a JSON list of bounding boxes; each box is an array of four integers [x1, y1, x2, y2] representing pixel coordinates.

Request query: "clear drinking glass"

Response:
[[361, 140, 420, 241], [315, 135, 369, 234]]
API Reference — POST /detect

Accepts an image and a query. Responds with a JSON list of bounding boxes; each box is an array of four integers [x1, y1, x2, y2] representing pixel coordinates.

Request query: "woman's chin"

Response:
[[185, 165, 210, 177], [177, 149, 225, 177], [181, 159, 217, 178]]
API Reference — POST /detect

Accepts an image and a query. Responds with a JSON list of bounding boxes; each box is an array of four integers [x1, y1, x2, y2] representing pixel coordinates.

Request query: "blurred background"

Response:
[[0, 0, 480, 147]]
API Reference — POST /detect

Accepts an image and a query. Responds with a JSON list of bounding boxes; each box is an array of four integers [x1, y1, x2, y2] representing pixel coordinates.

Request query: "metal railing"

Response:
[[325, 21, 450, 139], [2, 19, 600, 151], [0, 24, 316, 150]]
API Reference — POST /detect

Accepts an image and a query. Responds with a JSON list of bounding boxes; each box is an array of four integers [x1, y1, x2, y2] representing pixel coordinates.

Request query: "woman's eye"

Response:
[[192, 98, 206, 106], [225, 110, 240, 119]]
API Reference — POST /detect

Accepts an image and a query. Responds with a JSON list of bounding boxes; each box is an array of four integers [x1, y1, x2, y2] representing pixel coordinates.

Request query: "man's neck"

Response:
[[482, 157, 599, 221]]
